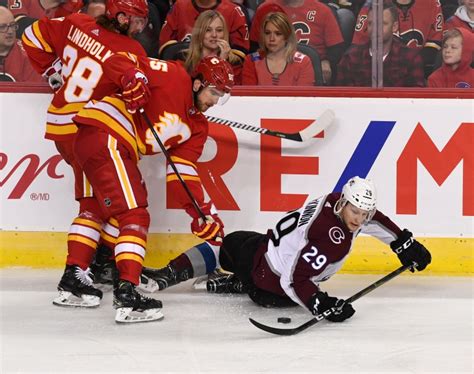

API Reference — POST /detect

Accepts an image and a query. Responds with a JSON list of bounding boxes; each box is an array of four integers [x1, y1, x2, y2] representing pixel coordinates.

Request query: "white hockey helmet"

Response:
[[341, 176, 377, 212]]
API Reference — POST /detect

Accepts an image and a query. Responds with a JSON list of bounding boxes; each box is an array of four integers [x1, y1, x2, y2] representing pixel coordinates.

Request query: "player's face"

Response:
[[127, 16, 147, 36], [341, 203, 370, 232], [443, 36, 463, 66], [202, 18, 225, 53], [263, 22, 286, 54], [0, 13, 16, 49], [194, 83, 225, 112]]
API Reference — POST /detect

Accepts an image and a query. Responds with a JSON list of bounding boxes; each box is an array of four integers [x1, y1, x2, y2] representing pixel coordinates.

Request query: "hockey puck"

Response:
[[277, 317, 291, 324]]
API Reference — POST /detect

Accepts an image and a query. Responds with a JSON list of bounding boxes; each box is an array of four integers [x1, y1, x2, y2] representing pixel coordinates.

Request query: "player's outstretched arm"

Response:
[[390, 229, 432, 272]]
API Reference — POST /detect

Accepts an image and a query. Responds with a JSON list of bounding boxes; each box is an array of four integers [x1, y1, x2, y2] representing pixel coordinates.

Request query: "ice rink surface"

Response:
[[0, 269, 472, 374]]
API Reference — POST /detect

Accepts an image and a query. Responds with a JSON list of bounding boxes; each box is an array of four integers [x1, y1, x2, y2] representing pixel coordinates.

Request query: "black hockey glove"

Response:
[[309, 291, 355, 322], [390, 229, 432, 272]]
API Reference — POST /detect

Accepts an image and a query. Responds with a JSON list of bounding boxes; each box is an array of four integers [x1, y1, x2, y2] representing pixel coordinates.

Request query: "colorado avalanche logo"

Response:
[[329, 227, 345, 244], [455, 82, 471, 88]]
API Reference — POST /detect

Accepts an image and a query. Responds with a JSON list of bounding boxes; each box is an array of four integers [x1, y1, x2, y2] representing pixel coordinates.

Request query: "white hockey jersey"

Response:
[[251, 192, 403, 311]]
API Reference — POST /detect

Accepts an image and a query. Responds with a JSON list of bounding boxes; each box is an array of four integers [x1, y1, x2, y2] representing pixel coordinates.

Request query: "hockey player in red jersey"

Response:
[[143, 176, 431, 321], [71, 55, 234, 322], [21, 0, 150, 309]]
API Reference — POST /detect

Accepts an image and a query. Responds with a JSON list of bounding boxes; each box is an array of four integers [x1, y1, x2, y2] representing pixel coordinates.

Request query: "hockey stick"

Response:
[[140, 110, 206, 221], [249, 264, 412, 336], [205, 109, 335, 142]]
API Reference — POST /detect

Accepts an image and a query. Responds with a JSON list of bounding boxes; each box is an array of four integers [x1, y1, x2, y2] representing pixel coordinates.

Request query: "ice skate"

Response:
[[113, 280, 163, 323], [206, 271, 245, 294], [90, 244, 115, 286], [137, 273, 160, 293], [53, 265, 103, 308], [192, 268, 233, 291], [142, 264, 192, 291]]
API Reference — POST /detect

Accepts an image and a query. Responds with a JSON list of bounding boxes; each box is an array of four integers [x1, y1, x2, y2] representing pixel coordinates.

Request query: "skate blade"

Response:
[[114, 307, 164, 323], [137, 275, 160, 293], [52, 291, 101, 308], [192, 275, 208, 290]]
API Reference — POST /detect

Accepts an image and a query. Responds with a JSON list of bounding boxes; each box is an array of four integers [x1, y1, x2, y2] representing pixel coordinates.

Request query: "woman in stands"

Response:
[[184, 10, 244, 83], [242, 12, 315, 86]]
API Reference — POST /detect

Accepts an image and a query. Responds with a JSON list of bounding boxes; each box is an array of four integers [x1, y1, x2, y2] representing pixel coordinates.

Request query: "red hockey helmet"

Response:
[[193, 56, 234, 94], [105, 0, 148, 19]]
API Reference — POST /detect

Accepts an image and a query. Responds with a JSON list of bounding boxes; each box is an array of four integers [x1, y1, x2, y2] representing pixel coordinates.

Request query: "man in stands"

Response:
[[0, 6, 41, 82], [336, 1, 425, 86], [159, 0, 249, 56], [352, 0, 444, 76], [142, 176, 431, 321], [248, 0, 345, 84]]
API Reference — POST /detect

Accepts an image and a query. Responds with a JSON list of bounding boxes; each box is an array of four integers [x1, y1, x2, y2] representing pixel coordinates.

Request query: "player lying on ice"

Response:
[[142, 176, 432, 321]]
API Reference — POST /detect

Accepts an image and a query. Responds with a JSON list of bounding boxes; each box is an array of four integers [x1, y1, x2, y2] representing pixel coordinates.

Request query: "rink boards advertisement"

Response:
[[0, 92, 473, 274]]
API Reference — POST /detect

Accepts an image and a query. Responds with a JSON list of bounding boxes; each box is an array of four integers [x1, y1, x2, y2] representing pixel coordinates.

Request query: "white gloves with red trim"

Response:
[[186, 202, 224, 246], [43, 57, 63, 91]]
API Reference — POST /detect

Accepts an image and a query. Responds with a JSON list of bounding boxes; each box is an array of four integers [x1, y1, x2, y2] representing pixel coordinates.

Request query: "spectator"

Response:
[[159, 0, 249, 55], [0, 6, 41, 82], [336, 2, 424, 87], [446, 0, 474, 32], [184, 10, 244, 83], [352, 0, 444, 76], [428, 27, 474, 87], [83, 0, 106, 17], [249, 0, 345, 84], [242, 12, 315, 85]]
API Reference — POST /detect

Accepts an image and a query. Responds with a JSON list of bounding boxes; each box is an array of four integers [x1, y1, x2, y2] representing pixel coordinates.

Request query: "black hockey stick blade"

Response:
[[249, 264, 412, 336]]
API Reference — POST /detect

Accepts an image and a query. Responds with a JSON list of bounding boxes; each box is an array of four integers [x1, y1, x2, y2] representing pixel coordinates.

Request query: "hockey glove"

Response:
[[390, 229, 431, 272], [186, 202, 224, 246], [121, 68, 150, 114], [310, 291, 355, 322], [43, 57, 63, 91]]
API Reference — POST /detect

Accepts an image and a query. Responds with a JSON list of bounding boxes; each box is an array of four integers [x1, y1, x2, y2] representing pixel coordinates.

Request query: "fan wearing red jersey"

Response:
[[352, 0, 444, 76], [248, 0, 345, 84], [71, 55, 234, 322], [143, 177, 431, 322], [22, 0, 150, 310], [159, 0, 249, 55]]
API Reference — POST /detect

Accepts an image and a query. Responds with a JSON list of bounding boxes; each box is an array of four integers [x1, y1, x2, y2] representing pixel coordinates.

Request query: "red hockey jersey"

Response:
[[0, 40, 42, 82], [21, 13, 146, 141], [73, 56, 210, 210], [352, 0, 444, 50], [159, 0, 249, 53]]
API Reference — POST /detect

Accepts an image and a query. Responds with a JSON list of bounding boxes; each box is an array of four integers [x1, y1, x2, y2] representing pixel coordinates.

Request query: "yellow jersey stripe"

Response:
[[167, 175, 201, 182], [73, 218, 102, 231], [68, 234, 97, 248], [32, 21, 53, 53], [116, 252, 144, 264], [116, 235, 146, 247]]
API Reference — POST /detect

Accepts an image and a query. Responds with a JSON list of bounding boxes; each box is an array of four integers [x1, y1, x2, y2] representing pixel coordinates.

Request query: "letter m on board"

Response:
[[397, 123, 473, 216]]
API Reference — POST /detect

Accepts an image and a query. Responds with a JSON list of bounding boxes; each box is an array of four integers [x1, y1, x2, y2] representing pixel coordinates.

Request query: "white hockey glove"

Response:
[[43, 57, 63, 91]]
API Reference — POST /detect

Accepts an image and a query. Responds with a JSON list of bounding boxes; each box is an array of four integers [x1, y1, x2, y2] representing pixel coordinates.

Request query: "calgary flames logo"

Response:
[[146, 111, 191, 153]]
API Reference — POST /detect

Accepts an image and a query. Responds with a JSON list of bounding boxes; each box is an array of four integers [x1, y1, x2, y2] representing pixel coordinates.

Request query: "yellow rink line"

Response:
[[0, 232, 472, 276]]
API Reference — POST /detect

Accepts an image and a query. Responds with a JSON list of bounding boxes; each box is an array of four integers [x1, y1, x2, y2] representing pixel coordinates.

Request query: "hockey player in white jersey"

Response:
[[143, 176, 431, 321]]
